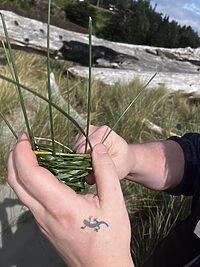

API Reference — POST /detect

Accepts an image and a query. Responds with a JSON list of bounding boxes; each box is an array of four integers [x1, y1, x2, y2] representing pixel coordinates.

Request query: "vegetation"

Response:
[[64, 0, 112, 31], [0, 0, 87, 33], [95, 0, 200, 48], [0, 0, 199, 47], [64, 0, 97, 28], [0, 48, 199, 265], [65, 0, 200, 48]]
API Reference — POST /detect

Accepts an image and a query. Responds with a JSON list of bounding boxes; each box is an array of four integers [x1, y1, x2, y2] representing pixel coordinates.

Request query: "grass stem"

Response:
[[0, 73, 93, 150], [0, 112, 18, 139], [0, 13, 35, 149], [85, 17, 92, 153], [47, 0, 55, 154], [102, 73, 157, 143], [67, 70, 70, 147], [1, 40, 15, 80]]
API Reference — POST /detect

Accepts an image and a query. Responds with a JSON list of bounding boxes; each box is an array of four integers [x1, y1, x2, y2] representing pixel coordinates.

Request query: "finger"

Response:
[[92, 144, 123, 203], [7, 150, 42, 213], [76, 143, 92, 154], [72, 132, 83, 151], [13, 133, 76, 209], [85, 172, 95, 185], [73, 125, 99, 152], [8, 151, 62, 232], [74, 125, 111, 153]]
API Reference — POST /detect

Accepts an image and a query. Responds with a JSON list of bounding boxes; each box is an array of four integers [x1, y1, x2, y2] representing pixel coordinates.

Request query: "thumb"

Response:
[[92, 143, 123, 203]]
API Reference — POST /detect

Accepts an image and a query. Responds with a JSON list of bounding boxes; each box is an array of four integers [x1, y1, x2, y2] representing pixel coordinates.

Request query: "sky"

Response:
[[150, 0, 200, 35]]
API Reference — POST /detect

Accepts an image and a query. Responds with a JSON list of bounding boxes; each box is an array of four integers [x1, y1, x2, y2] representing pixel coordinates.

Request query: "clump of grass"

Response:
[[122, 181, 191, 266]]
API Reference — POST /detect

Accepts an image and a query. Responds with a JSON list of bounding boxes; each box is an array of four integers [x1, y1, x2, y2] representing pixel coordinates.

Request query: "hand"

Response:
[[73, 125, 133, 183], [7, 134, 134, 267]]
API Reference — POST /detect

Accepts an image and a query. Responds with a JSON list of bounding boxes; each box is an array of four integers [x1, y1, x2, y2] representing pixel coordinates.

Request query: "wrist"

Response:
[[84, 254, 134, 267], [127, 144, 137, 175], [81, 248, 134, 267]]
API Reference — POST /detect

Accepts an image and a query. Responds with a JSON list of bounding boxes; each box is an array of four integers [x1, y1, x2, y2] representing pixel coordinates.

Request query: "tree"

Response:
[[179, 25, 200, 48], [116, 0, 130, 10], [64, 0, 96, 28], [87, 0, 200, 48]]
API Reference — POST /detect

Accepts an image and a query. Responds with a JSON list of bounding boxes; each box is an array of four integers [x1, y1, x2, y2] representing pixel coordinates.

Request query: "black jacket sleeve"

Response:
[[142, 133, 200, 267], [166, 133, 200, 196]]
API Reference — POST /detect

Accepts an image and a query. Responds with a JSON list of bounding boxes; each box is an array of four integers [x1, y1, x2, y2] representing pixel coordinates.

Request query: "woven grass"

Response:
[[35, 147, 92, 192]]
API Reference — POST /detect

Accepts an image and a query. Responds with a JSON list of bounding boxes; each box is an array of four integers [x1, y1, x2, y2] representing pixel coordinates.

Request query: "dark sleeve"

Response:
[[165, 133, 200, 196]]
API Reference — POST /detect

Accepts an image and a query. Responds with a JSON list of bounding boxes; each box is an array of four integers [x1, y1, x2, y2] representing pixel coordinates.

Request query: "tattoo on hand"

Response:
[[81, 216, 109, 232]]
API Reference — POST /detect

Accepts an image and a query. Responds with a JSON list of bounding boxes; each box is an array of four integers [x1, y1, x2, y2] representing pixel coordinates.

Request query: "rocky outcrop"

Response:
[[69, 66, 200, 93]]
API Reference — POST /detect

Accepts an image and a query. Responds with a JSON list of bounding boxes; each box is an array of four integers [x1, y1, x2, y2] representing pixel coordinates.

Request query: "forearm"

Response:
[[127, 140, 184, 191]]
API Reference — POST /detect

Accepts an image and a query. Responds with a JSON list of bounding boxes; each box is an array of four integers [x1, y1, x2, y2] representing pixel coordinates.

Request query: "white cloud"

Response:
[[183, 3, 200, 16]]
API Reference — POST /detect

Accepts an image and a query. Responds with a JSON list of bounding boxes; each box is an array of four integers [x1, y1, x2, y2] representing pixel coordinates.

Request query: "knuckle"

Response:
[[17, 169, 31, 184], [17, 168, 38, 186], [51, 206, 65, 220]]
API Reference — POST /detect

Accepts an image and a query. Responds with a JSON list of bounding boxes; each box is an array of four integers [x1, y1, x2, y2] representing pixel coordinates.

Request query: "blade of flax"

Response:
[[47, 0, 55, 154], [0, 13, 35, 149], [102, 73, 157, 144], [0, 112, 18, 139], [0, 74, 93, 150], [85, 17, 92, 154]]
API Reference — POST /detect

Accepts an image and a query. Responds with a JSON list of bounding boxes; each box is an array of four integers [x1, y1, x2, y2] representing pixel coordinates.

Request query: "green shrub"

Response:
[[64, 0, 96, 28]]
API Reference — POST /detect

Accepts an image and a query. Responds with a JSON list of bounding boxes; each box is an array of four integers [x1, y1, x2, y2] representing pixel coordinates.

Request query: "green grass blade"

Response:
[[85, 17, 92, 153], [0, 112, 18, 139], [0, 73, 93, 150], [47, 0, 55, 154], [34, 137, 73, 153], [67, 70, 70, 147], [102, 73, 157, 144], [1, 40, 15, 80], [0, 13, 35, 149]]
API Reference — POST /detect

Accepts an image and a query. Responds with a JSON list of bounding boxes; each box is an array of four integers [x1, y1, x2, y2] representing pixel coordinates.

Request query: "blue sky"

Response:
[[150, 0, 200, 35]]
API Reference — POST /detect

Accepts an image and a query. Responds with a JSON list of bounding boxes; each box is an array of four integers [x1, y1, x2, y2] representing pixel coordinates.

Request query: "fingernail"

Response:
[[18, 132, 29, 141], [94, 144, 107, 154]]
